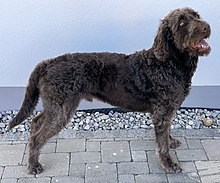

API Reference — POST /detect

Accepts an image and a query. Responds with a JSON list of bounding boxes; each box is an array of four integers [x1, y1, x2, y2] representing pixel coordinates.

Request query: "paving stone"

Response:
[[180, 162, 198, 174], [187, 139, 203, 149], [201, 139, 220, 160], [21, 153, 28, 166], [85, 174, 117, 183], [25, 143, 56, 154], [195, 161, 220, 183], [176, 149, 208, 161], [147, 151, 177, 173], [147, 151, 164, 173], [118, 162, 149, 174], [106, 130, 128, 139], [86, 141, 100, 151], [86, 163, 117, 176], [56, 139, 85, 152], [171, 129, 185, 137], [71, 152, 100, 163], [36, 153, 69, 177], [2, 165, 33, 179], [130, 139, 155, 151], [0, 144, 26, 166], [101, 141, 131, 162], [41, 143, 56, 153], [131, 151, 147, 161], [69, 163, 85, 177], [185, 129, 218, 138], [114, 137, 140, 141], [0, 166, 4, 177], [118, 174, 135, 183], [1, 178, 17, 183], [135, 174, 168, 183], [52, 176, 84, 183], [127, 129, 147, 138], [172, 137, 188, 149], [167, 173, 200, 183], [18, 177, 51, 183], [86, 163, 117, 183], [87, 138, 114, 142], [59, 129, 77, 138]]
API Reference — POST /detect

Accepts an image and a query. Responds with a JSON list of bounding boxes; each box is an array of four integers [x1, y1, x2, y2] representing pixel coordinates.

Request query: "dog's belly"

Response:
[[92, 91, 153, 112]]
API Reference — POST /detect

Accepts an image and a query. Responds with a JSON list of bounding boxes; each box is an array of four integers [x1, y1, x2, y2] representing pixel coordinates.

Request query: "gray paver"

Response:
[[201, 139, 220, 160], [187, 139, 203, 149], [2, 165, 33, 179], [147, 151, 177, 173], [0, 166, 4, 177], [71, 152, 100, 163], [41, 142, 56, 153], [86, 163, 117, 176], [36, 153, 69, 177], [85, 175, 117, 183], [69, 163, 85, 177], [176, 149, 208, 161], [172, 137, 188, 149], [56, 139, 85, 152], [0, 144, 26, 166], [1, 179, 17, 183], [130, 139, 155, 151], [147, 151, 164, 173], [86, 163, 117, 183], [118, 174, 135, 183], [86, 141, 100, 151], [131, 151, 147, 162], [180, 162, 198, 174], [167, 173, 200, 183], [18, 177, 51, 183], [25, 143, 56, 154], [135, 174, 167, 183], [195, 161, 220, 183], [52, 176, 84, 183], [101, 141, 131, 162], [118, 162, 149, 174]]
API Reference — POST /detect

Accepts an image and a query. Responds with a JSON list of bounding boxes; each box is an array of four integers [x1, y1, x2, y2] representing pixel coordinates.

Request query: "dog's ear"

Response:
[[153, 20, 173, 61]]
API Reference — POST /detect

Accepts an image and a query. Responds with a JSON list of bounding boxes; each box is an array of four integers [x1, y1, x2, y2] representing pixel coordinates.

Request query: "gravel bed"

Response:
[[0, 108, 220, 134]]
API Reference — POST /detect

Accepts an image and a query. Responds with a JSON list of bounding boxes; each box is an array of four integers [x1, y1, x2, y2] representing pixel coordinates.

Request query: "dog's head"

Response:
[[153, 7, 211, 61]]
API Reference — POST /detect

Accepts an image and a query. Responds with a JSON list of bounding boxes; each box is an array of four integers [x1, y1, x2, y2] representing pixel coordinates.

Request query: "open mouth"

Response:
[[191, 38, 210, 51]]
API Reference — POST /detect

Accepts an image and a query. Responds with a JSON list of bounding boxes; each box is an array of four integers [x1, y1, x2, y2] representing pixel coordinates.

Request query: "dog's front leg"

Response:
[[152, 110, 182, 173]]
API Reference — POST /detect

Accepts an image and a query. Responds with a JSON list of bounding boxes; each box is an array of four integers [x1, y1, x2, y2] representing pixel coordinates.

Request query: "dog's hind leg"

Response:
[[30, 112, 44, 136], [152, 108, 182, 173], [28, 98, 79, 174]]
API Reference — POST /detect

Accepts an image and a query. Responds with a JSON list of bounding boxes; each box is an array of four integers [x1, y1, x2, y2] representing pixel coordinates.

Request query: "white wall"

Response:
[[0, 0, 220, 86]]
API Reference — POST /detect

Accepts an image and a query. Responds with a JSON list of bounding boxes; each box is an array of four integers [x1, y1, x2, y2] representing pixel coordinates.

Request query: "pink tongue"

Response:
[[196, 39, 210, 50]]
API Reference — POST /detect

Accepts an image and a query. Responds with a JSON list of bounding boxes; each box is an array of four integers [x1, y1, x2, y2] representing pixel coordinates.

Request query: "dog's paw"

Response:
[[28, 163, 44, 175], [169, 138, 181, 149], [160, 154, 182, 173]]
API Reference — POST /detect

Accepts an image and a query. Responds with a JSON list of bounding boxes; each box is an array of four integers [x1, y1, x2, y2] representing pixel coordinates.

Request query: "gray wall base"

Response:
[[0, 86, 220, 111]]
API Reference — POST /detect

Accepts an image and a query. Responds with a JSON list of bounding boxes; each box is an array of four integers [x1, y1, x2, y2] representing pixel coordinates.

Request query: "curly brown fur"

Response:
[[9, 7, 211, 174]]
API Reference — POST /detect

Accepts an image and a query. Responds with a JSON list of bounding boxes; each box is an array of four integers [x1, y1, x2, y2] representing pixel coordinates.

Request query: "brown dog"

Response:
[[9, 7, 211, 174]]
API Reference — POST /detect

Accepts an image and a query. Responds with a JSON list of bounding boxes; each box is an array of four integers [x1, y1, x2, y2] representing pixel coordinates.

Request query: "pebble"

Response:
[[129, 116, 135, 122], [203, 118, 213, 126], [0, 108, 220, 134], [140, 124, 148, 129], [84, 125, 90, 131], [100, 115, 109, 120], [0, 123, 5, 128]]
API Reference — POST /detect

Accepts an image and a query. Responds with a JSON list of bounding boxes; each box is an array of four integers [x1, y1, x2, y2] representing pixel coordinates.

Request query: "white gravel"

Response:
[[0, 108, 220, 134]]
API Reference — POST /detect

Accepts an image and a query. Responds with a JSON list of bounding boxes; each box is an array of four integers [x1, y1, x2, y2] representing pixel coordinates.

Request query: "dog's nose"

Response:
[[202, 23, 210, 33]]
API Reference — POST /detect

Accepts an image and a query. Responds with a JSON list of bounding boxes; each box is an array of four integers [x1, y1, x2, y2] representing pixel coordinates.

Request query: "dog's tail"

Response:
[[8, 62, 46, 130]]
